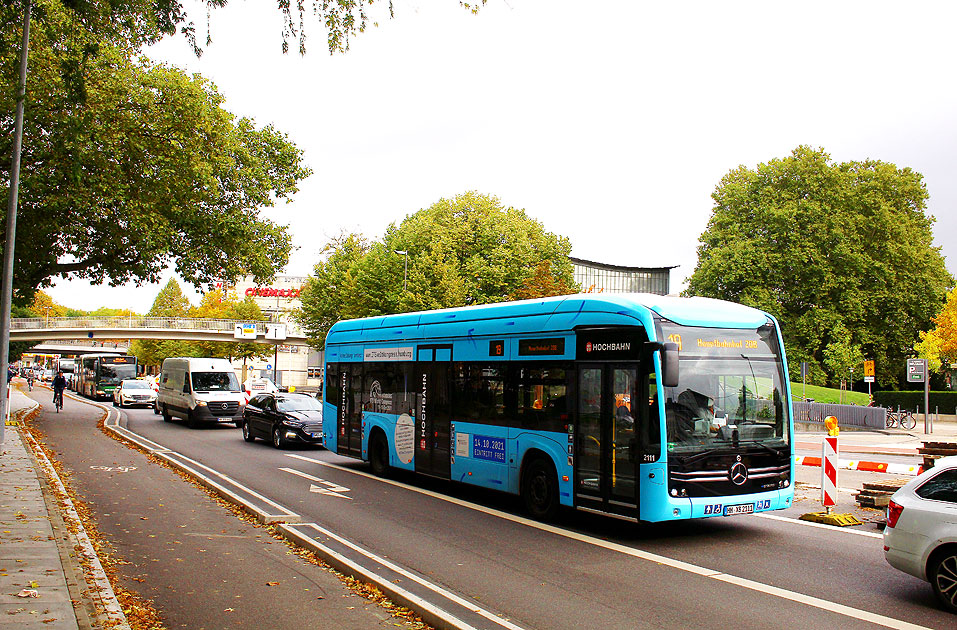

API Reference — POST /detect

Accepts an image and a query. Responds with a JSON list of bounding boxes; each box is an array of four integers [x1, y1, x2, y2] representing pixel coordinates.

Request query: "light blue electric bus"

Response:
[[322, 293, 793, 522]]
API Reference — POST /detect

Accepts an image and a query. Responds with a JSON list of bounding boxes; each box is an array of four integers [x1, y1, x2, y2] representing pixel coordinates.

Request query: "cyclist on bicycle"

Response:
[[52, 370, 67, 408], [26, 371, 34, 391]]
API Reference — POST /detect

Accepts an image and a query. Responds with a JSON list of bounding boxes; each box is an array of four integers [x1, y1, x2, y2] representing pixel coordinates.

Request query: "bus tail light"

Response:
[[885, 500, 904, 528]]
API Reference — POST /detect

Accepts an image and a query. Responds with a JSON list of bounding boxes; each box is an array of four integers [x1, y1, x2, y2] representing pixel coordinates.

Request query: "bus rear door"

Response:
[[414, 345, 452, 479], [336, 366, 363, 457]]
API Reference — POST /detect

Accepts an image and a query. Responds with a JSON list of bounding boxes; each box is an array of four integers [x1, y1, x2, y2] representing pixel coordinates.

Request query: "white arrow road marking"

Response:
[[280, 467, 352, 499]]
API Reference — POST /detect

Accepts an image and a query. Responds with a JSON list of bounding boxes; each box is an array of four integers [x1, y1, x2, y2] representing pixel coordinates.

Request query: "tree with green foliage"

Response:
[[686, 146, 953, 388], [297, 192, 577, 348], [0, 0, 488, 57], [916, 286, 957, 372], [130, 279, 200, 369], [190, 289, 272, 366], [1, 2, 310, 305]]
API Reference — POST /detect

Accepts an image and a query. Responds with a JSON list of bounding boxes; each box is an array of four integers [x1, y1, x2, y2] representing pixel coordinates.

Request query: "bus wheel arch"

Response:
[[368, 428, 390, 477], [520, 451, 559, 521]]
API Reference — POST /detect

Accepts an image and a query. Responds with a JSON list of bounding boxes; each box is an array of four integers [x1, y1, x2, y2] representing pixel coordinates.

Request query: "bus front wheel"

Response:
[[522, 457, 559, 521]]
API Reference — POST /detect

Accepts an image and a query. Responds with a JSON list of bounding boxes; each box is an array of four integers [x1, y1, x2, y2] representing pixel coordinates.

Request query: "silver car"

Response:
[[883, 455, 957, 613]]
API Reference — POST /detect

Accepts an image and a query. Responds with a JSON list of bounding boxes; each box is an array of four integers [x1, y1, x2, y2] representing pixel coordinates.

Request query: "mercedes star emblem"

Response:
[[729, 462, 749, 486]]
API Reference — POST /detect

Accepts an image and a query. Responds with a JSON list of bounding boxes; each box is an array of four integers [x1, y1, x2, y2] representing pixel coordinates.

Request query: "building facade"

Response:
[[224, 276, 322, 390], [570, 257, 673, 295]]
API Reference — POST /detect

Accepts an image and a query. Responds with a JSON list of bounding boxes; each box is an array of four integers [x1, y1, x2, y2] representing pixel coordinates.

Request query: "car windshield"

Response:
[[191, 371, 241, 392], [660, 322, 790, 454], [276, 396, 321, 413], [123, 380, 149, 389]]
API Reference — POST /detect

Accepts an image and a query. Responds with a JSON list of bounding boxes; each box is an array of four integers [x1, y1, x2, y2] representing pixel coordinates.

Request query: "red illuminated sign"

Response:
[[245, 287, 302, 299]]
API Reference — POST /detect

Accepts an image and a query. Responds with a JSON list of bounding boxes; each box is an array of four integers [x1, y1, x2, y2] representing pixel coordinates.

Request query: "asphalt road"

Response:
[[29, 389, 957, 629], [26, 389, 426, 630]]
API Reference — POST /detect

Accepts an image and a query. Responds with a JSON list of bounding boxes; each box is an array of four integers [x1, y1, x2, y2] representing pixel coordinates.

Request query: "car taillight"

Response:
[[886, 500, 904, 528]]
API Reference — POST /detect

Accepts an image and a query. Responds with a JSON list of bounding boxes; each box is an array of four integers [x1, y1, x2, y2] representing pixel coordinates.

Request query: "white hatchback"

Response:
[[883, 455, 957, 613]]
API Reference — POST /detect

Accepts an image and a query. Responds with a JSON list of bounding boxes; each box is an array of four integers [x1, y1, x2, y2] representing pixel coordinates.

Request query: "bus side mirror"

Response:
[[661, 342, 679, 388]]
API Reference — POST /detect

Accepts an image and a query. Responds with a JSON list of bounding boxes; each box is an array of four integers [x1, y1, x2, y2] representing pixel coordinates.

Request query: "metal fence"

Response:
[[792, 401, 886, 429]]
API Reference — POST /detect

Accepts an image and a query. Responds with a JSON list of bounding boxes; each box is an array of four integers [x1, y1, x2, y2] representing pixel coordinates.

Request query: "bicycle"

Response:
[[884, 408, 916, 430], [53, 390, 63, 413]]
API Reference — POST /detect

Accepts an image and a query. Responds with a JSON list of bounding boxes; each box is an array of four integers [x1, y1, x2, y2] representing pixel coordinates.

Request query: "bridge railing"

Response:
[[11, 317, 303, 336]]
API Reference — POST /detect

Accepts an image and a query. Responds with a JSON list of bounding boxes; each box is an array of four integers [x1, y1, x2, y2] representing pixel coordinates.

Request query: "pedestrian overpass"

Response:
[[9, 317, 309, 346]]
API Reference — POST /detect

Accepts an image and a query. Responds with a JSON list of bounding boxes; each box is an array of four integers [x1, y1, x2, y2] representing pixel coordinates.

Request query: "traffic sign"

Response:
[[863, 360, 875, 378], [907, 358, 926, 383], [234, 323, 257, 340]]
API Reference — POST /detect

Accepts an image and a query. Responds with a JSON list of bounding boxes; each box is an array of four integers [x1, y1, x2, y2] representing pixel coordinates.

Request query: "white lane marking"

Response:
[[166, 451, 296, 515], [286, 522, 525, 630], [755, 513, 884, 539], [279, 467, 352, 499], [286, 454, 927, 630]]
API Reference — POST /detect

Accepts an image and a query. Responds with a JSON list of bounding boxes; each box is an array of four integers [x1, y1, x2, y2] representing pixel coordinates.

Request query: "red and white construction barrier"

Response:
[[795, 455, 922, 476], [821, 436, 838, 507]]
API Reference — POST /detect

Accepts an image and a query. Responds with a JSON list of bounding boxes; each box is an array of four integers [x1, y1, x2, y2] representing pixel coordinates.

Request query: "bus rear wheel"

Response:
[[522, 457, 559, 521], [369, 432, 390, 477]]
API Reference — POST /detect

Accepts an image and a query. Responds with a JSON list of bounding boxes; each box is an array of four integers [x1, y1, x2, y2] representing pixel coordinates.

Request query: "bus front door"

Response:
[[414, 346, 452, 479], [575, 365, 638, 518]]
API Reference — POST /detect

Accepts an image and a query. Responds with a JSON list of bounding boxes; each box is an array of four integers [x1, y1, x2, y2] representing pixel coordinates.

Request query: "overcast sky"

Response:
[[48, 0, 957, 313]]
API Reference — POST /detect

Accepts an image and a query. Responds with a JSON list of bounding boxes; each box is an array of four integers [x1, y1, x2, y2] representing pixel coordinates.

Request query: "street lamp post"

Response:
[[394, 250, 408, 292]]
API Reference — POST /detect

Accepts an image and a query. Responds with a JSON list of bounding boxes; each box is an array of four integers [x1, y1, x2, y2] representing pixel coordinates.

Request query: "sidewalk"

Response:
[[795, 416, 957, 475], [0, 387, 82, 629]]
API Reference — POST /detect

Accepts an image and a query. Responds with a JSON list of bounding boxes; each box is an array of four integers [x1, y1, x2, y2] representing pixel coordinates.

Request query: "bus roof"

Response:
[[326, 293, 772, 345]]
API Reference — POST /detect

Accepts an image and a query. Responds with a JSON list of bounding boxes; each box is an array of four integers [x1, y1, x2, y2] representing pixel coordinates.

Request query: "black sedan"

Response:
[[241, 392, 324, 449]]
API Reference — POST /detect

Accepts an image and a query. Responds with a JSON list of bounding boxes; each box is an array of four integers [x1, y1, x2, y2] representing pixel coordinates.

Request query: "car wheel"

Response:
[[162, 405, 172, 423], [242, 421, 256, 443], [930, 548, 957, 613], [521, 457, 559, 521], [272, 426, 286, 449], [153, 402, 159, 415], [369, 432, 390, 477], [112, 398, 117, 407], [186, 410, 198, 429]]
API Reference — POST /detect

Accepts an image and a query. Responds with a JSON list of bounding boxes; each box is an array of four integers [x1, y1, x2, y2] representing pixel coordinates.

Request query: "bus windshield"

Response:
[[660, 322, 789, 454], [100, 363, 136, 384]]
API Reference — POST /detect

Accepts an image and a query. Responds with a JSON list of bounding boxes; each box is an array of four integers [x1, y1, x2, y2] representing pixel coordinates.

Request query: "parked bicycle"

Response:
[[884, 407, 916, 430]]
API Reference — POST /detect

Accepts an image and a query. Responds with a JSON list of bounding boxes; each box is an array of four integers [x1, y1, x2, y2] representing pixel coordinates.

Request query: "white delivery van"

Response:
[[157, 358, 246, 428]]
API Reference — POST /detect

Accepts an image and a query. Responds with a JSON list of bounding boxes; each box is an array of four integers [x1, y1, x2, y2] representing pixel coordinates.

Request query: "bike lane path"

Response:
[[25, 389, 427, 630]]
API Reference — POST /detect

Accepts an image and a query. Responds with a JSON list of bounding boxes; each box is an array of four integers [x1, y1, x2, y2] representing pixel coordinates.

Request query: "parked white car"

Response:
[[883, 455, 957, 613]]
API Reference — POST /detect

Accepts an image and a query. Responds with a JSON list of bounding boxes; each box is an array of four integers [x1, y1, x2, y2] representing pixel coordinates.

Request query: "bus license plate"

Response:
[[724, 503, 754, 516]]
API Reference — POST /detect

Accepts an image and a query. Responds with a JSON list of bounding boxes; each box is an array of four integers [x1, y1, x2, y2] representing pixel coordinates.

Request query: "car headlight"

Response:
[[282, 419, 304, 428], [196, 401, 207, 407]]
